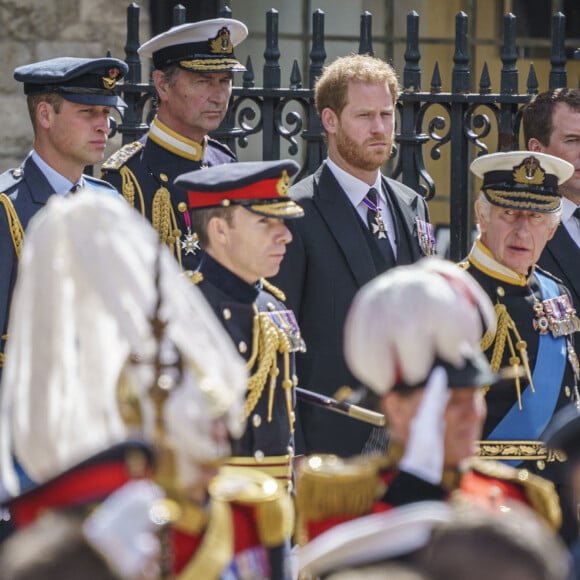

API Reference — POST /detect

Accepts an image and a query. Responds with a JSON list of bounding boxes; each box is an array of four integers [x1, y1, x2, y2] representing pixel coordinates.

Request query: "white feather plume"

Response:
[[0, 192, 247, 496], [344, 257, 496, 395]]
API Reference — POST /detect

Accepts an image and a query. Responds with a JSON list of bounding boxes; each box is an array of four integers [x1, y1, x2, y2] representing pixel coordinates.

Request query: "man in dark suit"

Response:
[[0, 56, 127, 384], [101, 18, 248, 272], [524, 88, 580, 316], [270, 54, 434, 457]]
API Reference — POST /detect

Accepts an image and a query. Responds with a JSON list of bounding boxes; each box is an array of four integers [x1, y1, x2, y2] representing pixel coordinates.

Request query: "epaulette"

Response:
[[262, 278, 286, 302], [295, 454, 386, 525], [209, 465, 294, 547], [468, 458, 562, 530], [206, 136, 236, 161], [84, 174, 119, 193], [0, 167, 25, 191], [534, 264, 566, 286], [101, 141, 144, 172], [183, 270, 203, 285]]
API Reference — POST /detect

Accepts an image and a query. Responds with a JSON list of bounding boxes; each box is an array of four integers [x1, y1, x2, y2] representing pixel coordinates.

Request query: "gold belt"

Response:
[[477, 440, 566, 463], [224, 454, 292, 487]]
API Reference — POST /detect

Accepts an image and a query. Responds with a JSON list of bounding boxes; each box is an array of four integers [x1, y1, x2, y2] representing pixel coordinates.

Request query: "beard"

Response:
[[334, 125, 393, 172]]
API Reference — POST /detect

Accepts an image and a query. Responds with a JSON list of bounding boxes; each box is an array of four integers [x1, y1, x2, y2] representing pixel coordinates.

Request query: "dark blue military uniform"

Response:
[[465, 151, 580, 546], [100, 125, 236, 272], [0, 55, 127, 382], [0, 158, 119, 382], [175, 159, 305, 494], [188, 253, 299, 486]]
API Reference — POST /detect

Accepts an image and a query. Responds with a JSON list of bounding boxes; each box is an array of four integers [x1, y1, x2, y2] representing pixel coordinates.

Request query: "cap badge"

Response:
[[102, 67, 121, 90], [210, 26, 234, 55], [276, 170, 290, 197], [513, 156, 545, 186]]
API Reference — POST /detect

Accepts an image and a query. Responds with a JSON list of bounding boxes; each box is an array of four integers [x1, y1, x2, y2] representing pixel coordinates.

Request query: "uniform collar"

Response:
[[198, 253, 259, 303], [31, 150, 81, 195], [148, 116, 207, 161], [467, 238, 531, 287]]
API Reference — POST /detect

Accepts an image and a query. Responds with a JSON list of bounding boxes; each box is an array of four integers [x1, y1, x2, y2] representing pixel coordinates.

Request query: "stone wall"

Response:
[[0, 0, 151, 173]]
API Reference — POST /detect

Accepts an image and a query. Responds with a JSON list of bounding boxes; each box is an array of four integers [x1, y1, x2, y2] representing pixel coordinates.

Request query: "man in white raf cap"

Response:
[[101, 17, 248, 272], [461, 150, 580, 545]]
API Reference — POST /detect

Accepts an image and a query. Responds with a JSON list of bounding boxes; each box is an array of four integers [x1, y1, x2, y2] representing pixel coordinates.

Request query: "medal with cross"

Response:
[[178, 202, 201, 255], [371, 212, 387, 239], [362, 194, 387, 239]]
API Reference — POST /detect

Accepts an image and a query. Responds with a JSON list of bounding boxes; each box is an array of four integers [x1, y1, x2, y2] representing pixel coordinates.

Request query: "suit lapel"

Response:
[[313, 165, 381, 287], [382, 176, 422, 262], [23, 156, 58, 206]]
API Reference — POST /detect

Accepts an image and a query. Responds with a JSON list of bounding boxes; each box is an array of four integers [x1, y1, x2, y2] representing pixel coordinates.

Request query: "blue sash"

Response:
[[486, 272, 567, 466]]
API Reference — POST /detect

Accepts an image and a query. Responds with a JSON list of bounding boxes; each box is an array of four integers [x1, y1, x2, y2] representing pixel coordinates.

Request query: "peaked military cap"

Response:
[[470, 151, 574, 213], [139, 18, 247, 72], [14, 56, 128, 109], [175, 159, 304, 219]]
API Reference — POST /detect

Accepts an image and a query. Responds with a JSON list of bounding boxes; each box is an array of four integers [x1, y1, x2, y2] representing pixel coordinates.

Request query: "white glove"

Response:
[[83, 480, 166, 579], [399, 366, 450, 485]]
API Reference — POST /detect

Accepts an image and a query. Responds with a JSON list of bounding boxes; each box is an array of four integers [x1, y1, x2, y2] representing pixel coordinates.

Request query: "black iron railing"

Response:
[[115, 2, 578, 261]]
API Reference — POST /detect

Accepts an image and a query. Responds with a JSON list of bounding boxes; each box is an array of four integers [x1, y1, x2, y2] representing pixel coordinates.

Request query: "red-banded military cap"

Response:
[[139, 18, 247, 72], [174, 159, 304, 219], [14, 56, 128, 109], [470, 151, 574, 213], [2, 441, 155, 530]]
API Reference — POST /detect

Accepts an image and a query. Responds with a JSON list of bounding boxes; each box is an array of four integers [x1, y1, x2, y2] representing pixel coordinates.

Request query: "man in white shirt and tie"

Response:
[[271, 54, 434, 458]]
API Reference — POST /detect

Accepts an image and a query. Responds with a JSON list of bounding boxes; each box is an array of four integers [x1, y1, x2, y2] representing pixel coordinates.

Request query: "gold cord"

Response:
[[0, 193, 24, 260], [245, 310, 294, 434], [484, 303, 533, 409], [152, 186, 183, 266]]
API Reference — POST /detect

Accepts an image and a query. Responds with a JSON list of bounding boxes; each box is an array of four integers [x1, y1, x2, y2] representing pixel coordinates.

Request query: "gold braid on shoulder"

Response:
[[119, 166, 145, 215], [481, 302, 533, 408], [0, 193, 24, 260], [152, 186, 183, 266], [245, 305, 294, 434]]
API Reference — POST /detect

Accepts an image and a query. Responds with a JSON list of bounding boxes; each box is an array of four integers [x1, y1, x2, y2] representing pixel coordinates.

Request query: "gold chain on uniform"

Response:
[[481, 302, 533, 409], [245, 307, 294, 434]]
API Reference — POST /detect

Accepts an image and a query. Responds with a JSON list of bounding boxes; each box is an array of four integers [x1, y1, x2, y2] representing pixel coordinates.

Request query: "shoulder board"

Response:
[[210, 465, 293, 547], [84, 175, 118, 192], [210, 465, 281, 504], [183, 270, 203, 285], [468, 458, 562, 530], [101, 141, 144, 171], [295, 454, 385, 523], [262, 278, 286, 302], [0, 167, 25, 192], [534, 264, 565, 286], [206, 137, 236, 160]]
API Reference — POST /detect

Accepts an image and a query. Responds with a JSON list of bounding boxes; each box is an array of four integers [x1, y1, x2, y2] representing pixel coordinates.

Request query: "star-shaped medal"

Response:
[[180, 231, 201, 255]]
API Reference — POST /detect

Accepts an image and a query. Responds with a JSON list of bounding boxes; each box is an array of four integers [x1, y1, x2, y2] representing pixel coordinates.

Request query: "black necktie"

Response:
[[573, 207, 580, 220], [365, 187, 396, 267]]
